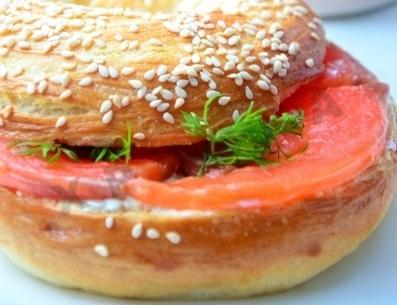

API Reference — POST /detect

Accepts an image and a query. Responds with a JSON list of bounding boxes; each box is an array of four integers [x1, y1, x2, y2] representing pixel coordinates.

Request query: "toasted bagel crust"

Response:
[[0, 0, 325, 147], [0, 101, 395, 299]]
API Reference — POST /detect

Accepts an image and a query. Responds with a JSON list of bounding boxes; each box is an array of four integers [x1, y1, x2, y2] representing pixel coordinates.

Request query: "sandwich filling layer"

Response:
[[0, 44, 391, 211]]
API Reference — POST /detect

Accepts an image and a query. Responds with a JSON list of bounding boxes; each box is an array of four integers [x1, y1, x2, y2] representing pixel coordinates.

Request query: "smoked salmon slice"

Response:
[[0, 45, 390, 210]]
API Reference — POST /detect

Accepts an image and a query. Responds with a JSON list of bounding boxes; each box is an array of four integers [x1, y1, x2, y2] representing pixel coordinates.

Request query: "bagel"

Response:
[[0, 0, 325, 147], [0, 0, 396, 301]]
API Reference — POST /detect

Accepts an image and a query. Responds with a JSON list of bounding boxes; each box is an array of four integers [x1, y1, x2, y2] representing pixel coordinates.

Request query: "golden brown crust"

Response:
[[0, 101, 395, 299], [0, 0, 326, 147]]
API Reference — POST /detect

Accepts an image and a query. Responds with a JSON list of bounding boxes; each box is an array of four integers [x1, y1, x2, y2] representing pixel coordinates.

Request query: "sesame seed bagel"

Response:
[[0, 101, 395, 299], [0, 0, 325, 147]]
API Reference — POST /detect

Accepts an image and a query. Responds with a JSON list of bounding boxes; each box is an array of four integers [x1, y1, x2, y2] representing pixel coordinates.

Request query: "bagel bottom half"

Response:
[[0, 102, 396, 300]]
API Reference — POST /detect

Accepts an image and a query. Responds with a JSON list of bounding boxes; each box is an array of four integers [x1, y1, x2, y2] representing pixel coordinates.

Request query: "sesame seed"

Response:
[[85, 63, 98, 74], [176, 80, 189, 88], [108, 66, 118, 79], [129, 23, 139, 33], [156, 65, 168, 76], [270, 84, 278, 95], [157, 103, 170, 112], [62, 62, 77, 71], [386, 139, 397, 152], [174, 98, 185, 109], [146, 228, 160, 240], [26, 82, 36, 95], [240, 71, 253, 80], [224, 61, 235, 71], [121, 96, 130, 107], [100, 100, 112, 113], [163, 112, 175, 124], [2, 105, 12, 119], [144, 69, 156, 81], [232, 110, 240, 122], [9, 66, 24, 77], [311, 32, 320, 41], [16, 41, 30, 50], [102, 110, 113, 125], [82, 37, 93, 48], [121, 67, 135, 76], [235, 75, 243, 86], [60, 50, 74, 58], [133, 133, 146, 140], [245, 86, 254, 100], [148, 38, 162, 46], [149, 99, 162, 108], [129, 40, 139, 49], [211, 57, 221, 67], [213, 68, 224, 76], [207, 90, 219, 98], [159, 74, 170, 82], [98, 65, 109, 78], [192, 54, 201, 64], [79, 54, 93, 63], [175, 87, 187, 99], [129, 79, 143, 89], [306, 58, 315, 68], [165, 232, 182, 245], [94, 244, 109, 257], [219, 96, 231, 106], [55, 116, 67, 128], [59, 89, 72, 100], [288, 42, 300, 55], [152, 86, 162, 95], [161, 89, 174, 101], [37, 81, 48, 94], [257, 80, 270, 91], [105, 217, 114, 229], [79, 77, 93, 87], [0, 48, 8, 56], [137, 87, 147, 99], [132, 223, 143, 239], [228, 35, 240, 46]]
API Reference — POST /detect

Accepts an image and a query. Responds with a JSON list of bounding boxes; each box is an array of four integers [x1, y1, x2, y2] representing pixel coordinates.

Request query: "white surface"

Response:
[[1, 5, 397, 305], [307, 0, 397, 17]]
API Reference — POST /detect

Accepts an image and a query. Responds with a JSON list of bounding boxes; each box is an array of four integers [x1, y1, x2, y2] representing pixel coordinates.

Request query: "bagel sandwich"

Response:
[[0, 0, 395, 300]]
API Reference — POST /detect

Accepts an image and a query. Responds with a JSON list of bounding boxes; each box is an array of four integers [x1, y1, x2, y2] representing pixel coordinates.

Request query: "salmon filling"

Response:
[[0, 44, 389, 210]]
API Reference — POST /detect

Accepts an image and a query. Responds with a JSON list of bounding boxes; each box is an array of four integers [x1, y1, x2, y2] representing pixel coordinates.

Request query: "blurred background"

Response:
[[309, 0, 397, 97]]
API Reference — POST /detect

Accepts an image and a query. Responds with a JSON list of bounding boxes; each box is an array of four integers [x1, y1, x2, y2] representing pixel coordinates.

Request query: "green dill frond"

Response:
[[182, 95, 305, 175], [90, 122, 133, 163], [13, 141, 78, 163]]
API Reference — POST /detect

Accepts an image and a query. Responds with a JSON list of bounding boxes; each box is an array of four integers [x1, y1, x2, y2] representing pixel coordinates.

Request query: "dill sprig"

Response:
[[182, 94, 304, 175], [12, 123, 133, 163], [14, 141, 78, 163], [90, 122, 133, 163]]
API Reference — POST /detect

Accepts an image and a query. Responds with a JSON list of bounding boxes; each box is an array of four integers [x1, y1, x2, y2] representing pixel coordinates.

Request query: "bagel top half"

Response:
[[0, 0, 326, 147]]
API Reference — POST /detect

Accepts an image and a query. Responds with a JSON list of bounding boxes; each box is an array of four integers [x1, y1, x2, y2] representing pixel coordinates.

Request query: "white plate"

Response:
[[1, 4, 397, 305], [307, 0, 397, 17]]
